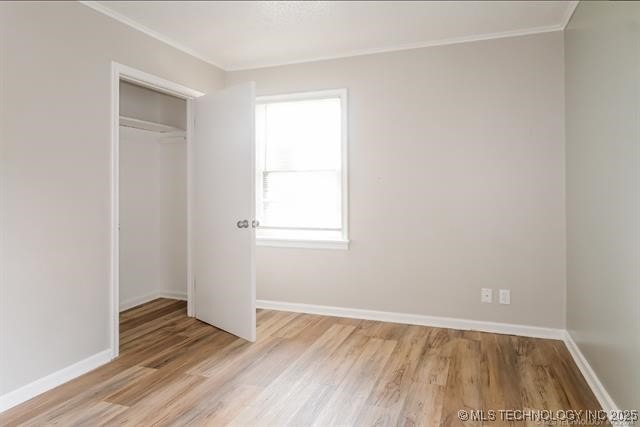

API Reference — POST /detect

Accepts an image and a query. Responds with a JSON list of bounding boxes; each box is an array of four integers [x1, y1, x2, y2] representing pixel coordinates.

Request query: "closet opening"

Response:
[[117, 80, 190, 353], [111, 63, 256, 359], [110, 63, 206, 358]]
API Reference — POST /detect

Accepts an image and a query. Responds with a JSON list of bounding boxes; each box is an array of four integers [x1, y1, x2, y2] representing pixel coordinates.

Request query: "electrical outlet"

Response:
[[481, 288, 492, 303], [499, 289, 511, 305]]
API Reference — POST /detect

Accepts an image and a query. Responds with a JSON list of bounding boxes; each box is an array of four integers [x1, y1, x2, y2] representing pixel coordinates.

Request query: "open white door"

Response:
[[192, 82, 256, 342]]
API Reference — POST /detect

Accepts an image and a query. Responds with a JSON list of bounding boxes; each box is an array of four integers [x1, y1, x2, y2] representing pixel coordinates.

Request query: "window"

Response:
[[255, 89, 348, 249]]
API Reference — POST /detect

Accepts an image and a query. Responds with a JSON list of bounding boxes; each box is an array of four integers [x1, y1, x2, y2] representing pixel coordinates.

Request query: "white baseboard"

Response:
[[0, 349, 112, 413], [119, 291, 187, 312], [563, 331, 628, 426], [256, 299, 566, 340]]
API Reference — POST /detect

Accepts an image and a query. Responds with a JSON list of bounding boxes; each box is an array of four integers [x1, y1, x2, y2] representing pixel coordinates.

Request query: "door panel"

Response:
[[192, 82, 256, 341]]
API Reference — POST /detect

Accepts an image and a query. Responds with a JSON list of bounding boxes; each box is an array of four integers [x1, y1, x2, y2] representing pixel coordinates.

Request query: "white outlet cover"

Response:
[[481, 288, 492, 303], [499, 289, 511, 305]]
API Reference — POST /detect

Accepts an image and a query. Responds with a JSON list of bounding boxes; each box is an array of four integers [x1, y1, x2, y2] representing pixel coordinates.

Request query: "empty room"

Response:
[[0, 1, 638, 426]]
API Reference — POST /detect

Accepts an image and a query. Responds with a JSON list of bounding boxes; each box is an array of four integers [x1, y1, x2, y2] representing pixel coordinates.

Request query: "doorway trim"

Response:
[[110, 62, 204, 359]]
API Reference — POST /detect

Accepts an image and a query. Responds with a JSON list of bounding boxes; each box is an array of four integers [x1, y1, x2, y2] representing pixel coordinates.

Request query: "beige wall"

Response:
[[227, 32, 566, 329], [0, 1, 224, 395], [565, 1, 640, 410]]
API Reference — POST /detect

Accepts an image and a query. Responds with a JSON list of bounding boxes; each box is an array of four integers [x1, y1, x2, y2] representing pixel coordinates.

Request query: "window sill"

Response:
[[256, 238, 350, 250]]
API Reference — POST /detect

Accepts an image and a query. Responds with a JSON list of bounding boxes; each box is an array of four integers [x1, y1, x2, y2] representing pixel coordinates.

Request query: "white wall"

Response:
[[156, 138, 188, 300], [0, 1, 224, 396], [227, 31, 566, 329], [119, 127, 187, 309], [565, 1, 640, 410]]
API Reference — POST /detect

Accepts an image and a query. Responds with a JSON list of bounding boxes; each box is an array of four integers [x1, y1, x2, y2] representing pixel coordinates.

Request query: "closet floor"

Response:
[[1, 298, 604, 426]]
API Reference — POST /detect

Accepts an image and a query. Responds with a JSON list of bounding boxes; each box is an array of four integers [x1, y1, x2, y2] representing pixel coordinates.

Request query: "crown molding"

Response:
[[561, 1, 580, 29], [79, 1, 572, 72], [78, 1, 225, 70], [227, 24, 563, 71]]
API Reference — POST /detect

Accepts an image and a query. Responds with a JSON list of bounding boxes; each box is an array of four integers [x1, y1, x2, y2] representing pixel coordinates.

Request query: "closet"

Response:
[[119, 81, 188, 311], [112, 65, 256, 347]]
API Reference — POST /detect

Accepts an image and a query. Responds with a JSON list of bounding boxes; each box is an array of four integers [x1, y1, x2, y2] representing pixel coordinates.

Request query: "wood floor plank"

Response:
[[311, 338, 397, 426], [0, 362, 144, 426], [120, 300, 186, 333], [439, 337, 483, 427], [366, 325, 430, 408], [548, 339, 602, 410], [479, 333, 524, 427], [359, 325, 431, 426], [398, 382, 446, 427], [119, 309, 187, 346], [395, 329, 454, 427], [0, 299, 604, 427], [11, 366, 155, 427], [184, 384, 263, 426], [271, 312, 318, 339], [108, 374, 213, 426], [286, 383, 337, 427], [21, 401, 128, 427], [228, 331, 365, 425], [119, 298, 178, 321]]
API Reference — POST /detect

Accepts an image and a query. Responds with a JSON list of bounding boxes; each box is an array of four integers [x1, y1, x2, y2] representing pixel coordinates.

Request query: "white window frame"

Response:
[[255, 89, 349, 250]]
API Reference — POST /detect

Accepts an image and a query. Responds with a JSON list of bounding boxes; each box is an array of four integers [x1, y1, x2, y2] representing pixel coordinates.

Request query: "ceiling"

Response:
[[84, 1, 578, 71]]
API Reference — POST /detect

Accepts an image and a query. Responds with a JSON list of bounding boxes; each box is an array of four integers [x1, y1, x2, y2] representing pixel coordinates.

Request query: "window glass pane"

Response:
[[262, 170, 341, 229], [264, 98, 341, 171]]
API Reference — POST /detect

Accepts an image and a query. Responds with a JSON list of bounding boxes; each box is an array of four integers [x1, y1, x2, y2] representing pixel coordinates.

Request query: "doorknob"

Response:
[[236, 220, 249, 228], [252, 220, 260, 228]]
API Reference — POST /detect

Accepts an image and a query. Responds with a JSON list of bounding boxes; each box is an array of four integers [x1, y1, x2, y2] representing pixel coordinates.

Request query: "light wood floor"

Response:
[[1, 298, 603, 426]]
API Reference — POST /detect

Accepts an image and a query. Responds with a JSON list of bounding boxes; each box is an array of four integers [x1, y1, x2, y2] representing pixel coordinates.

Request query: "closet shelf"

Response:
[[120, 116, 185, 134]]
